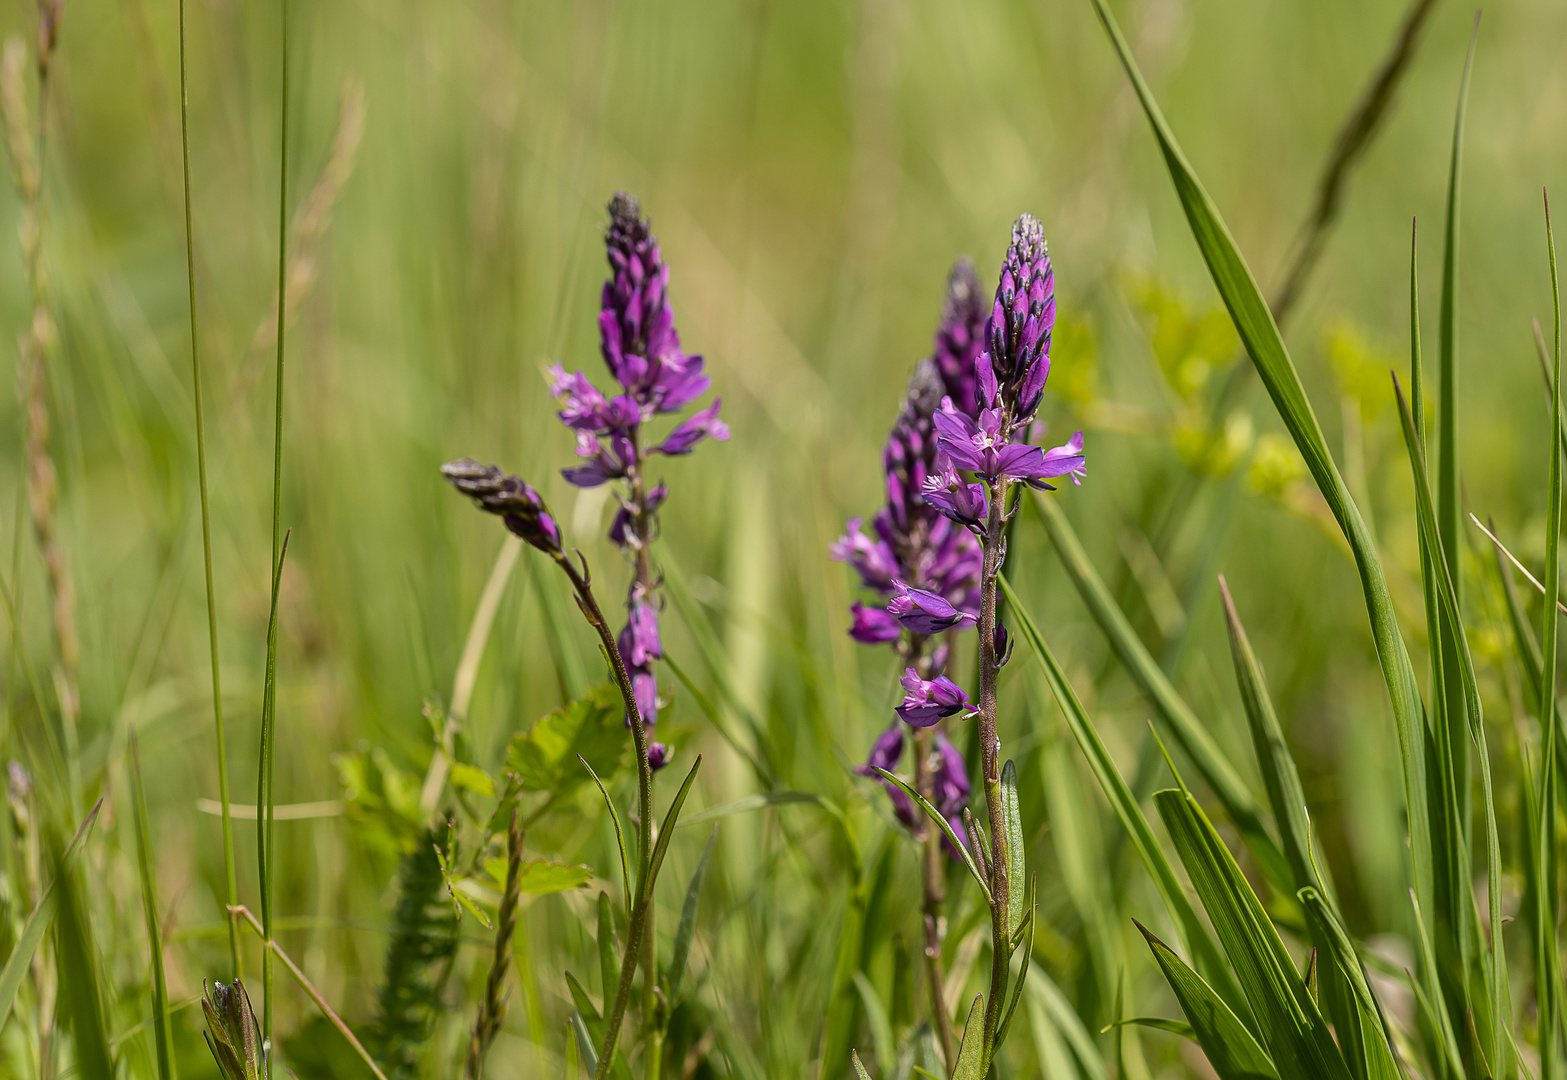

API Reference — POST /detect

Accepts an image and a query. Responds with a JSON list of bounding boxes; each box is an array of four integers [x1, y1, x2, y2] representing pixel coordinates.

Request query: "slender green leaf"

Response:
[[597, 893, 618, 1007], [572, 1011, 599, 1076], [952, 993, 985, 1080], [1135, 921, 1277, 1080], [852, 973, 894, 1075], [669, 825, 717, 999], [1086, 0, 1434, 922], [647, 755, 702, 889], [566, 971, 602, 1025], [1112, 1016, 1198, 1040], [1000, 758, 1026, 937], [580, 757, 632, 917], [851, 1049, 873, 1080], [55, 840, 113, 1080], [1032, 493, 1289, 892], [995, 876, 1037, 1050], [997, 573, 1246, 1016], [871, 767, 990, 903], [565, 1018, 581, 1080]]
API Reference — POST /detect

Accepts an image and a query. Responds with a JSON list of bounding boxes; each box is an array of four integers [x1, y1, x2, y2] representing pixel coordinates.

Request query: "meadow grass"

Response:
[[1, 0, 1567, 1078]]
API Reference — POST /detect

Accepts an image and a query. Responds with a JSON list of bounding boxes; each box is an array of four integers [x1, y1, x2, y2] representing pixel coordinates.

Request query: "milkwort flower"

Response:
[[540, 193, 728, 768]]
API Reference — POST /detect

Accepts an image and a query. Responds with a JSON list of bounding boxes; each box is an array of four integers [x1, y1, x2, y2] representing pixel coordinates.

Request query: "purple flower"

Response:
[[887, 580, 978, 636], [618, 589, 662, 667], [609, 484, 667, 548], [855, 723, 971, 858], [855, 724, 918, 829], [922, 458, 989, 531], [933, 259, 989, 420], [895, 668, 971, 727], [830, 517, 900, 594], [1036, 431, 1087, 489], [562, 430, 636, 488], [630, 667, 658, 727], [653, 398, 730, 456], [849, 602, 903, 644], [441, 459, 563, 555]]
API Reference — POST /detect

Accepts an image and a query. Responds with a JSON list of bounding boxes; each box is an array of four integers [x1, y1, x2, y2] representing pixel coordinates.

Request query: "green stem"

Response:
[[977, 476, 1010, 1065], [177, 0, 239, 980]]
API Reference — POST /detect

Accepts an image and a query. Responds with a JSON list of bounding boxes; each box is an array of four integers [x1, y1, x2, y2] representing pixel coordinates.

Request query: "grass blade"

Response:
[[668, 824, 717, 1000], [177, 0, 238, 979], [132, 732, 174, 1080], [257, 527, 290, 1059], [55, 837, 114, 1079], [647, 754, 702, 890], [1296, 889, 1399, 1080], [1134, 920, 1278, 1080], [998, 572, 1248, 1018], [581, 757, 632, 919], [1031, 493, 1290, 893], [872, 767, 990, 903], [1087, 0, 1434, 924]]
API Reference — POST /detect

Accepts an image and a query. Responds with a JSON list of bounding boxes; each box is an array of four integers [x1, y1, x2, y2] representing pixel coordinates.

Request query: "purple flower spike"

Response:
[[984, 213, 1055, 426], [887, 580, 978, 636], [896, 668, 972, 727], [849, 602, 903, 644], [653, 398, 730, 456], [922, 459, 989, 531], [441, 459, 563, 555]]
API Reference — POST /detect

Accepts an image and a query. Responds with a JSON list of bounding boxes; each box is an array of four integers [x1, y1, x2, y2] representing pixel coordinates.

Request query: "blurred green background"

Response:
[[2, 0, 1566, 1075]]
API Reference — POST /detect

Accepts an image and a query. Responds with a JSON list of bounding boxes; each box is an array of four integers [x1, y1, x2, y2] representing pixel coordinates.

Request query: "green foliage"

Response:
[[372, 828, 461, 1079], [504, 682, 627, 799]]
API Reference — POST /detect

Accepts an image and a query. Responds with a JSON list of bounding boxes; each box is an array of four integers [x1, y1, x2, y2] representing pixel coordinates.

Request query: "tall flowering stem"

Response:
[[834, 261, 987, 1069], [447, 191, 725, 1080], [918, 214, 1085, 1069]]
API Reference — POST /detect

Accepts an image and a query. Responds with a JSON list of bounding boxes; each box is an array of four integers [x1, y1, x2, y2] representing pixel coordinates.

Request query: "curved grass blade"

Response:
[[1031, 493, 1289, 893], [1153, 787, 1352, 1080], [257, 526, 290, 1054], [1296, 888, 1399, 1080], [1086, 0, 1433, 923], [647, 754, 702, 890], [871, 767, 990, 903], [668, 824, 716, 1000], [997, 572, 1246, 1017], [580, 757, 632, 918], [1134, 920, 1278, 1080]]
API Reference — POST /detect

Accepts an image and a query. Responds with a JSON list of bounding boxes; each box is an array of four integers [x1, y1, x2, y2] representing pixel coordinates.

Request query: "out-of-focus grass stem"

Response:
[[1538, 189, 1563, 1080], [178, 0, 239, 979]]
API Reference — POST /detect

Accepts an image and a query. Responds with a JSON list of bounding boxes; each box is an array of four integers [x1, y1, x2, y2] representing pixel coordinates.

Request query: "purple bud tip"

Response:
[[607, 192, 649, 246], [1009, 213, 1047, 267], [441, 458, 563, 555]]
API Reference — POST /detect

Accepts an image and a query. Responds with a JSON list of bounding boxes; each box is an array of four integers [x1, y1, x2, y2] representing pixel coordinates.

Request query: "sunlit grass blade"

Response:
[[1133, 920, 1278, 1080], [1031, 493, 1290, 893], [1153, 784, 1352, 1080], [1296, 889, 1399, 1080], [132, 731, 174, 1080], [998, 572, 1248, 1018], [1086, 0, 1434, 924]]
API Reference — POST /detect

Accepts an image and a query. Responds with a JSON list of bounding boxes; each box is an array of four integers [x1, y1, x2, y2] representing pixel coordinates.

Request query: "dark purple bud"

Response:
[[984, 213, 1055, 424], [895, 668, 971, 727], [442, 459, 563, 555], [993, 623, 1011, 667], [646, 742, 672, 771], [887, 580, 978, 636], [848, 602, 903, 644]]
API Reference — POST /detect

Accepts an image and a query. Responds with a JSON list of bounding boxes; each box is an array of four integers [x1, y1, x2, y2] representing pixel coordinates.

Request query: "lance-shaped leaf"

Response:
[[1135, 921, 1278, 1080], [1001, 759, 1026, 938], [203, 979, 265, 1080], [952, 993, 986, 1080], [872, 767, 991, 903], [668, 824, 717, 999]]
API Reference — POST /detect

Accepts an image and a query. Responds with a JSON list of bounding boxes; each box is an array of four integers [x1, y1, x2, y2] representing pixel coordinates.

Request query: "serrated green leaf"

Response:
[[669, 825, 717, 999], [1135, 921, 1277, 1080], [952, 993, 985, 1080], [505, 683, 625, 799], [505, 860, 592, 895], [1032, 492, 1290, 894], [1086, 0, 1434, 929]]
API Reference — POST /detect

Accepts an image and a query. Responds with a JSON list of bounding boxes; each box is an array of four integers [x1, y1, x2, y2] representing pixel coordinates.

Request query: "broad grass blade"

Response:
[[1087, 0, 1433, 923], [1032, 493, 1289, 892], [1134, 920, 1278, 1080], [998, 572, 1246, 1017], [1153, 787, 1352, 1080], [1296, 889, 1399, 1080]]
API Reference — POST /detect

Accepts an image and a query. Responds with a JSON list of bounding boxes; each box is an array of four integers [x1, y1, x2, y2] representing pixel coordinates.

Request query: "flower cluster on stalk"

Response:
[[447, 193, 726, 771], [833, 262, 989, 851]]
